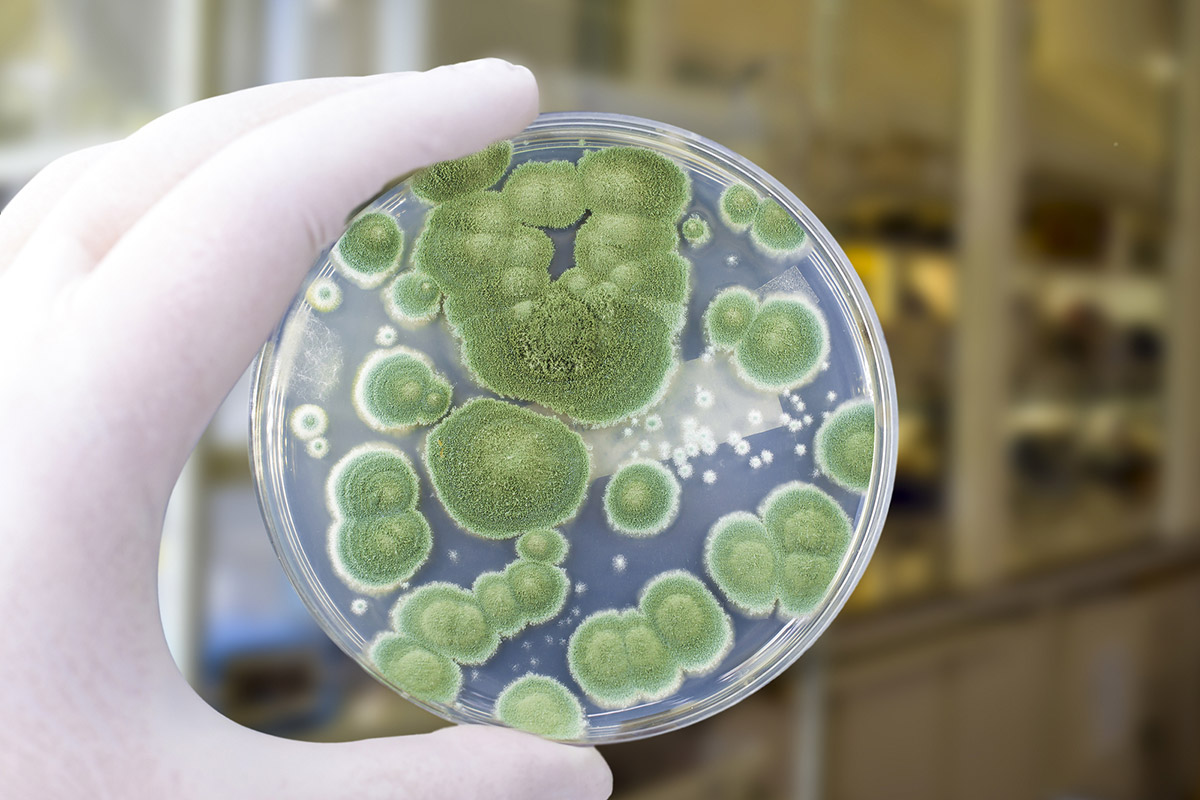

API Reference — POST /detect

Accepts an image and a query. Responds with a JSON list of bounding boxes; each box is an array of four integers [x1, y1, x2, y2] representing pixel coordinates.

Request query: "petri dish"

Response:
[[250, 112, 897, 744]]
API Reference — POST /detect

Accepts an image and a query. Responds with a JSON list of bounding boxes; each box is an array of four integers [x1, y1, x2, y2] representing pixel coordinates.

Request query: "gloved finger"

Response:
[[67, 58, 537, 498], [5, 74, 396, 285], [0, 142, 116, 274], [232, 725, 612, 800]]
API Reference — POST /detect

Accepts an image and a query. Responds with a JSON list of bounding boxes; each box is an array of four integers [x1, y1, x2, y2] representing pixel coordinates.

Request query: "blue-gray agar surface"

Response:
[[253, 115, 893, 745]]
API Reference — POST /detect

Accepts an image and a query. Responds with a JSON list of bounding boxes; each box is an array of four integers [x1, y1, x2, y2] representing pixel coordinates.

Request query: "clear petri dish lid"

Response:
[[250, 111, 897, 744]]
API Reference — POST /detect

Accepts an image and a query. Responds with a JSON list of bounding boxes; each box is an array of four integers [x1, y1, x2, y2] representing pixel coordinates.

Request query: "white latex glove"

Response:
[[0, 58, 611, 799]]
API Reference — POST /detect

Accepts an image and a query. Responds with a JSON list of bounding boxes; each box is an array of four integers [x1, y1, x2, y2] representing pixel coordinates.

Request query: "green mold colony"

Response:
[[603, 460, 681, 537], [385, 270, 442, 325], [815, 399, 876, 492], [681, 213, 712, 247], [702, 291, 829, 392], [411, 141, 514, 204], [501, 160, 586, 228], [495, 674, 585, 740], [332, 211, 404, 289], [424, 398, 590, 539], [410, 142, 693, 425], [704, 482, 851, 616], [751, 199, 807, 255], [702, 287, 759, 351], [515, 529, 569, 565], [375, 551, 571, 705], [567, 571, 732, 708], [289, 403, 328, 439], [305, 277, 342, 312], [325, 444, 433, 595], [352, 347, 452, 433], [371, 634, 462, 706], [720, 184, 759, 230]]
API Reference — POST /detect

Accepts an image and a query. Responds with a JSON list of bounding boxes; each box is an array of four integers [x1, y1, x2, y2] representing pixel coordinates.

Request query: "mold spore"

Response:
[[423, 398, 591, 539], [814, 398, 876, 492], [332, 211, 404, 289], [751, 198, 807, 255], [603, 459, 681, 537]]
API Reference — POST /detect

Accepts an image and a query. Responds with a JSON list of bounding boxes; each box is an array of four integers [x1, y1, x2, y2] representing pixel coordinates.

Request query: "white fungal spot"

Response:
[[761, 449, 774, 464], [826, 390, 838, 404], [350, 598, 368, 615], [623, 427, 633, 438], [734, 440, 751, 456], [644, 414, 663, 431], [794, 443, 807, 456], [575, 582, 588, 595], [780, 413, 793, 424], [702, 469, 717, 484], [803, 414, 814, 425], [375, 325, 398, 347], [750, 456, 763, 469], [447, 549, 459, 563], [788, 420, 804, 432], [613, 554, 627, 573], [726, 431, 742, 445], [747, 409, 763, 425], [726, 254, 739, 267], [639, 439, 650, 451], [305, 437, 329, 459], [658, 442, 673, 459], [677, 463, 694, 479], [695, 389, 714, 409]]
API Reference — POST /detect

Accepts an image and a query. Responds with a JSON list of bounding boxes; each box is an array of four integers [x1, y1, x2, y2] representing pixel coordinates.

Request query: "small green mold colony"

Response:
[[603, 460, 681, 537], [705, 482, 851, 617], [385, 270, 442, 326], [702, 286, 759, 351], [751, 199, 806, 255], [371, 634, 462, 706], [681, 214, 712, 247], [515, 529, 569, 565], [352, 346, 452, 433], [305, 437, 329, 459], [410, 142, 693, 425], [815, 399, 876, 493], [567, 571, 732, 708], [496, 674, 585, 740], [424, 398, 590, 539], [289, 403, 328, 439], [332, 211, 404, 289], [305, 277, 342, 312], [720, 184, 760, 230], [325, 444, 433, 595], [731, 294, 830, 392]]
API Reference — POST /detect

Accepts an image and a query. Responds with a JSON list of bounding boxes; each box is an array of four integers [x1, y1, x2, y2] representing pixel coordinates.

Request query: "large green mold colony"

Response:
[[352, 347, 452, 433], [424, 398, 590, 538], [603, 459, 681, 537], [567, 571, 732, 708], [815, 399, 876, 492], [411, 143, 692, 425], [704, 482, 852, 617], [325, 444, 433, 596]]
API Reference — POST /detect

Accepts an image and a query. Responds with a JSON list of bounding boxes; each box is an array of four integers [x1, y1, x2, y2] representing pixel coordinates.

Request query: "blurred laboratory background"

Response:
[[3, 0, 1200, 797]]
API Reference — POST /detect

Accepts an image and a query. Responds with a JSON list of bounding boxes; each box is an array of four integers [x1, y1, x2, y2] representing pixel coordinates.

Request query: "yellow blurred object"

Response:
[[843, 243, 896, 326]]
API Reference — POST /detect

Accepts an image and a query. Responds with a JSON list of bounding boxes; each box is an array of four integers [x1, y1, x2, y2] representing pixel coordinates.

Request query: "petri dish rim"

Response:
[[249, 111, 898, 744]]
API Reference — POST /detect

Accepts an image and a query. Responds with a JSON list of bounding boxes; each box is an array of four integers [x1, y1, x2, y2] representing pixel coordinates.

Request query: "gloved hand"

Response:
[[0, 58, 612, 799]]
